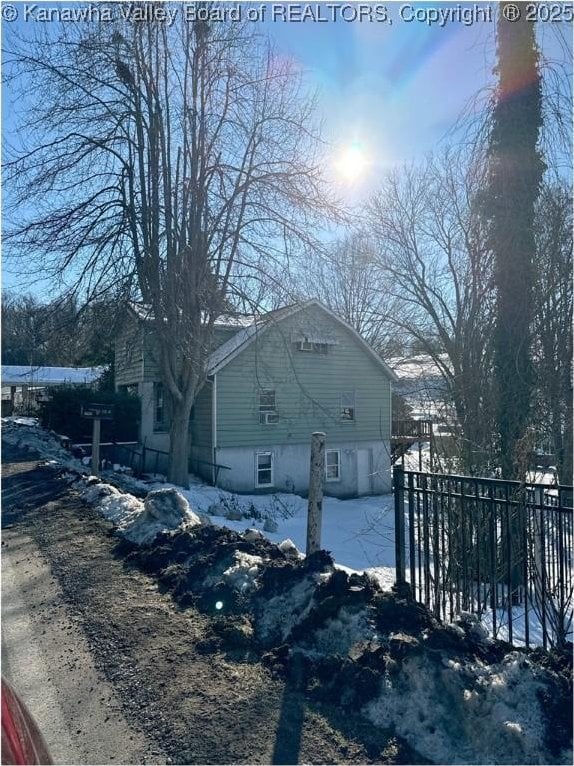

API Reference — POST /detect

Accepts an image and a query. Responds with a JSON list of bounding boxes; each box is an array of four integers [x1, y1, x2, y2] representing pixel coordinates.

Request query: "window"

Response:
[[341, 391, 355, 421], [125, 338, 135, 363], [256, 452, 274, 487], [259, 389, 278, 424], [154, 382, 166, 430], [325, 449, 341, 482], [297, 338, 329, 354], [298, 338, 314, 352]]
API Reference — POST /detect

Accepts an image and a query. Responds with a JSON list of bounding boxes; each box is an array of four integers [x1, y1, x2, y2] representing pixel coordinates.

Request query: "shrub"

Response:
[[38, 385, 140, 443]]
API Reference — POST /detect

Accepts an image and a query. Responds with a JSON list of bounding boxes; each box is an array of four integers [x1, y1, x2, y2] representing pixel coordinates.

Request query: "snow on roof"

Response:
[[128, 301, 259, 329], [389, 355, 451, 381], [214, 315, 257, 329], [207, 305, 296, 374], [128, 302, 153, 321], [1, 365, 105, 386]]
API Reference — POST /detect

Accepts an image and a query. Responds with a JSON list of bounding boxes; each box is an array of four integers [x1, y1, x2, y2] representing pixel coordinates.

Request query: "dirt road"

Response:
[[1, 444, 416, 765]]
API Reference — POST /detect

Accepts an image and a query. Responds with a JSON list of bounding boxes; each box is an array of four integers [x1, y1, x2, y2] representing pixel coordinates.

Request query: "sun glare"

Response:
[[335, 144, 370, 183]]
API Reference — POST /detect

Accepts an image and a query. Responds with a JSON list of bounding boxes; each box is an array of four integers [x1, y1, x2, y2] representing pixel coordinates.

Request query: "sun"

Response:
[[335, 143, 370, 183]]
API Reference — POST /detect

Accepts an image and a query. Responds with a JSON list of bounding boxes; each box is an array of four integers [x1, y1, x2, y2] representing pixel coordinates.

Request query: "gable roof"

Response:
[[207, 300, 399, 382]]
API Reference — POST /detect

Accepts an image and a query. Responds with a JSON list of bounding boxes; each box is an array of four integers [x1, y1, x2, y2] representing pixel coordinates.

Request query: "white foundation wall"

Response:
[[215, 440, 391, 497]]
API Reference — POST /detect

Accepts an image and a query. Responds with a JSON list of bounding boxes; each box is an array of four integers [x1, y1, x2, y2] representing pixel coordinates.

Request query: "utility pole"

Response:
[[306, 432, 326, 555]]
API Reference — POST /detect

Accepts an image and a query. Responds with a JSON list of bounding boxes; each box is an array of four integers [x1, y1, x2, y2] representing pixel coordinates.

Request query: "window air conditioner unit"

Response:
[[261, 411, 279, 424], [298, 340, 314, 352]]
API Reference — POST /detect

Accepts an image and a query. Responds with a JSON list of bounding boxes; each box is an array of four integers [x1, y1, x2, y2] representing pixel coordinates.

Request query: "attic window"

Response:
[[297, 337, 329, 354]]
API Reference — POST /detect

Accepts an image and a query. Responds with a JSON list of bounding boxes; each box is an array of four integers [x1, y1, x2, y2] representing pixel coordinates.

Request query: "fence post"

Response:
[[394, 466, 407, 586], [91, 418, 101, 477], [306, 432, 326, 555]]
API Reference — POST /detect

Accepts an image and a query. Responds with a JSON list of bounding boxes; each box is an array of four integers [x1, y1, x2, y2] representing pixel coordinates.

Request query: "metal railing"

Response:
[[74, 440, 230, 485], [394, 467, 573, 649], [392, 420, 433, 439]]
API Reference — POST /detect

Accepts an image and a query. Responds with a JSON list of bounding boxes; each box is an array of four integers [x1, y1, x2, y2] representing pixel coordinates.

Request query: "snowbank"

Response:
[[126, 523, 572, 764], [79, 481, 203, 546], [365, 651, 554, 765], [2, 417, 81, 467]]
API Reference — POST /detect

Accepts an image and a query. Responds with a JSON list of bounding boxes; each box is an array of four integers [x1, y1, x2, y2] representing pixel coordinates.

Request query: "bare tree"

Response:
[[287, 232, 404, 356], [532, 183, 573, 485], [3, 9, 339, 485], [368, 150, 497, 474]]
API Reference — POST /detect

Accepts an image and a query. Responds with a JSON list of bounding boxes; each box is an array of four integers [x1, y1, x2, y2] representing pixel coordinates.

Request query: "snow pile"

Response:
[[106, 510, 572, 764], [3, 416, 39, 427], [278, 538, 302, 557], [365, 651, 556, 765], [79, 481, 202, 546], [258, 574, 321, 645], [302, 606, 375, 659], [221, 551, 264, 593], [81, 480, 143, 524], [118, 488, 202, 546], [2, 417, 77, 465]]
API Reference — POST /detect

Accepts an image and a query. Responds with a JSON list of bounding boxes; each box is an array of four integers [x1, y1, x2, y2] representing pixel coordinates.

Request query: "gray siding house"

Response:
[[115, 300, 397, 497]]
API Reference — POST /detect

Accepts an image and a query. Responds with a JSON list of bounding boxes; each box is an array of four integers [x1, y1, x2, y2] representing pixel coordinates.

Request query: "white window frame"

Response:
[[340, 391, 356, 421], [154, 382, 168, 432], [296, 338, 329, 354], [259, 389, 278, 425], [255, 451, 274, 488], [325, 449, 341, 482]]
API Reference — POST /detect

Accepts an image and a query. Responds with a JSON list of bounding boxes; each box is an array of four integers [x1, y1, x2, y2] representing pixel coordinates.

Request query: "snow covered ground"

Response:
[[2, 416, 397, 587], [177, 478, 397, 589], [3, 417, 567, 644], [5, 419, 570, 765]]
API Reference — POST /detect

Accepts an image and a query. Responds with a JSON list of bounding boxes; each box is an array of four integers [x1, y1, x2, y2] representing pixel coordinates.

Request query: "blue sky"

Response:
[[2, 2, 572, 295], [265, 4, 495, 167]]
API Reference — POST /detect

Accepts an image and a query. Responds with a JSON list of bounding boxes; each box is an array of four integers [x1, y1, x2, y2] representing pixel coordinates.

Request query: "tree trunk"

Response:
[[558, 406, 573, 485], [486, 9, 544, 479], [167, 397, 193, 489]]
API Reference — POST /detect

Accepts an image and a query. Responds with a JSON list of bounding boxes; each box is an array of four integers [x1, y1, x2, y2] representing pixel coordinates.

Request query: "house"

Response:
[[1, 365, 105, 416], [389, 354, 458, 464], [115, 300, 397, 497]]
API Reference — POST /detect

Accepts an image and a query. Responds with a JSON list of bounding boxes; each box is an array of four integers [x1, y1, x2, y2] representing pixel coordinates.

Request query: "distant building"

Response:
[[115, 300, 397, 497], [390, 355, 458, 464], [1, 365, 104, 416]]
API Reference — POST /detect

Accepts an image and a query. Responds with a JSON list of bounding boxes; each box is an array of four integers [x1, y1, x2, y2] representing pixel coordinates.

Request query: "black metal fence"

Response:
[[394, 467, 573, 650], [74, 440, 230, 485]]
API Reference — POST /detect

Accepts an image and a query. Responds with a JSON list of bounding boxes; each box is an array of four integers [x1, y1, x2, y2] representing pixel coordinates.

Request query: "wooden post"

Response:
[[91, 418, 101, 476], [394, 466, 406, 585], [306, 432, 326, 555]]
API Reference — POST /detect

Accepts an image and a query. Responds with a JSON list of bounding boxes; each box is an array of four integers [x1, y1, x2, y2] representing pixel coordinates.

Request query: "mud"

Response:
[[2, 446, 426, 764], [124, 505, 573, 763]]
